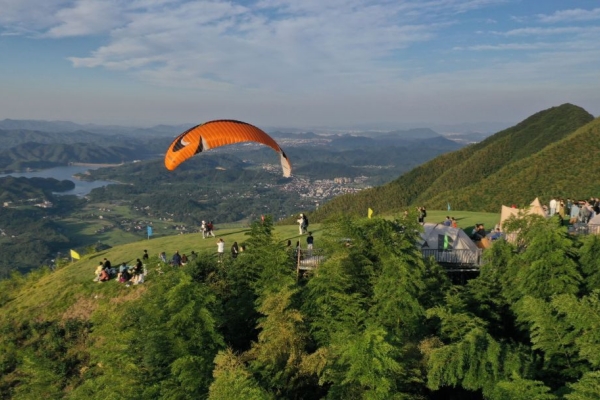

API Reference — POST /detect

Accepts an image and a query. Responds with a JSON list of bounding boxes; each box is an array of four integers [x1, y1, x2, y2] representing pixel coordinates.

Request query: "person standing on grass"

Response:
[[217, 238, 225, 263], [231, 241, 239, 259], [297, 214, 305, 235], [207, 221, 216, 238], [201, 221, 207, 238]]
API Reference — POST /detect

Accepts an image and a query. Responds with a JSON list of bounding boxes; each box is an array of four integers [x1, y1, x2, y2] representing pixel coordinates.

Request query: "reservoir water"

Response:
[[0, 165, 118, 196]]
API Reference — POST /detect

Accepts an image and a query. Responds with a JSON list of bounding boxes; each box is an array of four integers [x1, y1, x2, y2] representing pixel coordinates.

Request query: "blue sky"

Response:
[[1, 0, 599, 129]]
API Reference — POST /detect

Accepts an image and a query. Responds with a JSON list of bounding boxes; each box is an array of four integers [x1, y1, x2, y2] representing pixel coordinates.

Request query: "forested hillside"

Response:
[[427, 116, 600, 210], [0, 142, 140, 171], [0, 207, 70, 278], [0, 129, 105, 148], [0, 176, 74, 203], [313, 104, 595, 219], [1, 215, 599, 399]]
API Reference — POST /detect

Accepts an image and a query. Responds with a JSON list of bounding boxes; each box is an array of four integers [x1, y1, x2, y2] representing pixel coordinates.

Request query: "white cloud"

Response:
[[459, 42, 557, 51], [538, 7, 600, 23], [495, 26, 600, 36], [61, 0, 444, 94], [2, 0, 599, 126], [0, 0, 70, 35], [46, 0, 126, 38]]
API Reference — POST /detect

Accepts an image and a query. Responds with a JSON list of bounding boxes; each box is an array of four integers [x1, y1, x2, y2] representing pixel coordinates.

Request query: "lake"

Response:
[[0, 165, 118, 196]]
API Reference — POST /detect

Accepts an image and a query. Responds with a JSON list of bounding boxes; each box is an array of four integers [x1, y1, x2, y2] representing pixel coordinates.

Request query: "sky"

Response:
[[0, 0, 599, 129]]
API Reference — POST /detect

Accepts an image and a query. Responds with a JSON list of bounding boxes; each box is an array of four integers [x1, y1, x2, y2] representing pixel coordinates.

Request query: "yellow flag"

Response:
[[70, 249, 81, 260], [368, 208, 374, 219]]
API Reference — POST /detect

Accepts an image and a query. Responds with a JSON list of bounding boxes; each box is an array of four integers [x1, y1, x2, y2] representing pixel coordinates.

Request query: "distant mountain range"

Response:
[[0, 118, 492, 143], [0, 142, 140, 172], [0, 119, 465, 179], [312, 103, 598, 218], [0, 119, 190, 137]]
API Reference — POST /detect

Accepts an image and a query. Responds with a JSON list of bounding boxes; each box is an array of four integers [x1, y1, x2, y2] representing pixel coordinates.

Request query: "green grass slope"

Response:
[[0, 224, 322, 320], [0, 208, 502, 321], [312, 104, 594, 219]]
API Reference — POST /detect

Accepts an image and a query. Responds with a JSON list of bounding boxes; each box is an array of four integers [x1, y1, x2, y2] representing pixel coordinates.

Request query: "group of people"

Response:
[[470, 224, 488, 242], [201, 220, 216, 238], [170, 250, 199, 266], [442, 216, 458, 228], [288, 231, 315, 259], [215, 239, 243, 263], [93, 256, 146, 286], [94, 214, 319, 282], [547, 197, 600, 225]]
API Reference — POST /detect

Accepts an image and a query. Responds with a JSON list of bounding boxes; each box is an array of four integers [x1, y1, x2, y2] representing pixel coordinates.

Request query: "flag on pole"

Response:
[[447, 202, 451, 211], [368, 208, 374, 219], [70, 249, 81, 260], [147, 226, 153, 239]]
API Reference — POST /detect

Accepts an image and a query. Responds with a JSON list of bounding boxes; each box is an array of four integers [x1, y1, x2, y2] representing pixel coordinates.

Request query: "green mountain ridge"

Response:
[[312, 103, 596, 218], [431, 115, 600, 210]]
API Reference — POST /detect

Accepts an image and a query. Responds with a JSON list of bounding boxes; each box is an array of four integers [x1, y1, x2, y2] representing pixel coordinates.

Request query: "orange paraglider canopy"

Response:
[[164, 120, 292, 177]]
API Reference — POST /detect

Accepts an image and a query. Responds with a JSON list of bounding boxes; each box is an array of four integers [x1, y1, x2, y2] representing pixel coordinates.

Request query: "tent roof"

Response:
[[500, 198, 548, 227], [529, 197, 547, 217], [589, 213, 600, 225], [500, 205, 520, 228], [420, 223, 479, 252]]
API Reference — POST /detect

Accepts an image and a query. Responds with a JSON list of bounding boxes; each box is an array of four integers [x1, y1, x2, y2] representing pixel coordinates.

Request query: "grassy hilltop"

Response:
[[312, 103, 596, 219], [0, 223, 319, 319], [1, 209, 499, 321]]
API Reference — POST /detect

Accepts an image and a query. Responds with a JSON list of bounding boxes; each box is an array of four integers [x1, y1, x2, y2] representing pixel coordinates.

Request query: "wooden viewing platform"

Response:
[[296, 247, 484, 280]]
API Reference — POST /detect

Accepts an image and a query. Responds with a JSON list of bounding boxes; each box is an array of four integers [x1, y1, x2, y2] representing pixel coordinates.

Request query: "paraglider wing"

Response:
[[164, 120, 292, 177]]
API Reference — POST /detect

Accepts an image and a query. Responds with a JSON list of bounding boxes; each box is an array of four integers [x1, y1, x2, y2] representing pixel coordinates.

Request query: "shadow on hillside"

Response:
[[212, 229, 250, 238]]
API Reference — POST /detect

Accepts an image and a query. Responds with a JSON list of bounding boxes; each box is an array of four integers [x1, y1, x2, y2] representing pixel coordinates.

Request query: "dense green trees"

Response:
[[0, 214, 600, 398]]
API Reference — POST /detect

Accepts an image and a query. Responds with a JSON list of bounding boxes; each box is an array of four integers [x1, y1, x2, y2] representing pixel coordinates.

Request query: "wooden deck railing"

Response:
[[421, 249, 483, 267]]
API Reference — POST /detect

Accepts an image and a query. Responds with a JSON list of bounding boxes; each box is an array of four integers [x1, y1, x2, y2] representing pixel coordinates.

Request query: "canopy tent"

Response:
[[588, 213, 600, 234], [420, 223, 482, 266], [500, 198, 548, 228], [500, 206, 520, 228], [588, 213, 600, 225], [529, 198, 548, 217]]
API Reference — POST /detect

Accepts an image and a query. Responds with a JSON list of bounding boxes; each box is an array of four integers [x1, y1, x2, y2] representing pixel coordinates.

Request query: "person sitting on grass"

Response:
[[93, 263, 103, 282], [130, 259, 144, 285], [99, 268, 110, 282], [490, 227, 503, 241], [117, 263, 130, 283]]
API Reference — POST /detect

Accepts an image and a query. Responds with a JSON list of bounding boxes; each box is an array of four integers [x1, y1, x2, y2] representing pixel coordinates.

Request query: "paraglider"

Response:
[[164, 120, 292, 177]]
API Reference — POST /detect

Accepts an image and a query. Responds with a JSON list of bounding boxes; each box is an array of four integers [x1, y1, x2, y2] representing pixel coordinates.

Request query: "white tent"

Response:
[[500, 206, 520, 228], [588, 213, 600, 234], [500, 198, 548, 228], [529, 198, 548, 217], [420, 223, 482, 265], [588, 213, 600, 225]]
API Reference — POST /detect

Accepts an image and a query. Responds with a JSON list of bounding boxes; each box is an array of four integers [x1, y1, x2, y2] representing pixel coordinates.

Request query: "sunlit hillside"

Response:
[[312, 104, 596, 219]]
